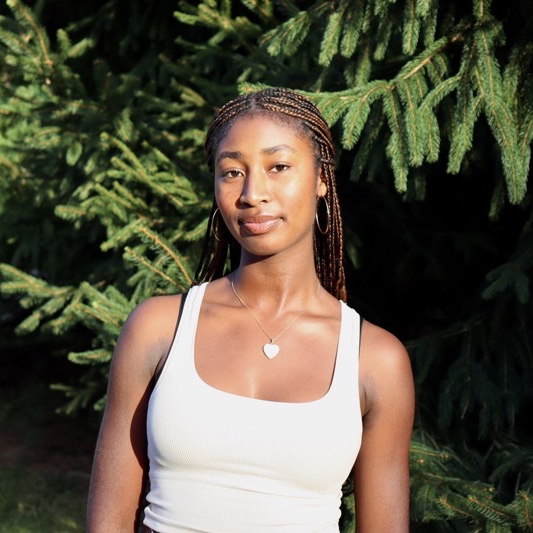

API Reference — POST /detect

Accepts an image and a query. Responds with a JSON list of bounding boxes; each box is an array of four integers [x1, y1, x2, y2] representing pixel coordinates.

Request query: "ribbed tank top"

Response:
[[144, 282, 362, 532]]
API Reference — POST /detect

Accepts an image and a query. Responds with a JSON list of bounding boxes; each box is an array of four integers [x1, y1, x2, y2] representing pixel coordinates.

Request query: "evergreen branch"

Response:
[[403, 0, 421, 55], [260, 2, 330, 57], [406, 312, 488, 351], [473, 0, 490, 20], [448, 61, 481, 174], [7, 0, 52, 69], [372, 0, 393, 17], [71, 301, 122, 329], [507, 491, 533, 529], [349, 109, 384, 182], [373, 13, 392, 61], [0, 24, 33, 56], [414, 74, 426, 101], [46, 291, 84, 335], [260, 10, 311, 56], [46, 314, 74, 334], [176, 1, 262, 51], [56, 28, 71, 58], [502, 46, 524, 122], [467, 496, 513, 524], [483, 262, 530, 303], [68, 349, 112, 365], [15, 309, 46, 333], [54, 205, 90, 221], [316, 93, 352, 127], [473, 16, 504, 103], [383, 87, 409, 192], [415, 0, 431, 18], [101, 133, 148, 176], [341, 97, 370, 149], [410, 441, 452, 464], [399, 80, 423, 166], [50, 382, 102, 415], [427, 53, 449, 85], [239, 0, 273, 22], [104, 133, 198, 208], [422, 0, 438, 47], [0, 155, 20, 175], [421, 74, 460, 109], [351, 40, 372, 87], [437, 495, 478, 520], [401, 29, 467, 81], [0, 263, 71, 297], [418, 105, 440, 163], [111, 181, 151, 212], [319, 9, 343, 67], [124, 246, 181, 288], [134, 226, 193, 285], [93, 183, 140, 222], [181, 218, 209, 242], [339, 0, 365, 59], [341, 81, 388, 148], [484, 99, 525, 204], [100, 218, 145, 252], [113, 109, 134, 143], [13, 290, 75, 333], [418, 76, 460, 163], [64, 35, 94, 60], [77, 283, 130, 325], [66, 140, 83, 166]]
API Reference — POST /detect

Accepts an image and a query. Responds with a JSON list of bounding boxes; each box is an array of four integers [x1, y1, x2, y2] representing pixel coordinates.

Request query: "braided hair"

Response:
[[194, 87, 346, 302]]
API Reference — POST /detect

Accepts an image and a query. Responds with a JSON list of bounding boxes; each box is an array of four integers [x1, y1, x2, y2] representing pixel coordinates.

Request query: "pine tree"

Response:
[[1, 0, 532, 530]]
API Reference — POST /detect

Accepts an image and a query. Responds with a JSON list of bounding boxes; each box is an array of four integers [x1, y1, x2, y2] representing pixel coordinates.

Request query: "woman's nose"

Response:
[[239, 168, 270, 206]]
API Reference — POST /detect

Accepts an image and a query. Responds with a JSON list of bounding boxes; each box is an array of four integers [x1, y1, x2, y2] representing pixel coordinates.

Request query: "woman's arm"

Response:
[[353, 321, 415, 532], [86, 295, 182, 532]]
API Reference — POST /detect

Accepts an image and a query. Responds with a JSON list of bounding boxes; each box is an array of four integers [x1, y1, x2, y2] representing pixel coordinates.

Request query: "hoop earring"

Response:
[[315, 196, 330, 235], [211, 207, 226, 243]]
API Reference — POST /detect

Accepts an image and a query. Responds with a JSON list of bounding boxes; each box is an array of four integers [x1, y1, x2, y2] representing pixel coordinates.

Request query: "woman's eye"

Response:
[[221, 169, 243, 179], [271, 164, 289, 173]]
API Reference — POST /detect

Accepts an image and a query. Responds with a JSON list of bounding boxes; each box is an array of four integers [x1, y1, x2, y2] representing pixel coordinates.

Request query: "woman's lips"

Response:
[[238, 216, 281, 235]]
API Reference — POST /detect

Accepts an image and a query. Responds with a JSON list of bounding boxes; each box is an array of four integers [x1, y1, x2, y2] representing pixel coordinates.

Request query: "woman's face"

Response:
[[214, 113, 327, 260]]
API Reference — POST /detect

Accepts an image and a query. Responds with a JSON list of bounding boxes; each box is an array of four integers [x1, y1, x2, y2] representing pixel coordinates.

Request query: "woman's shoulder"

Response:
[[134, 292, 184, 314], [125, 293, 184, 334], [359, 320, 414, 416], [115, 293, 186, 376], [360, 320, 408, 362]]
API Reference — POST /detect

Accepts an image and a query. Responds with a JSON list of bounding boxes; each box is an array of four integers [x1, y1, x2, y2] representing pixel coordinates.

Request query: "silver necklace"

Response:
[[230, 279, 307, 359]]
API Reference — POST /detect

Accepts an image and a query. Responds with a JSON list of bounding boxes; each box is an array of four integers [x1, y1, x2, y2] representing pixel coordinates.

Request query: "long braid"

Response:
[[194, 88, 346, 302]]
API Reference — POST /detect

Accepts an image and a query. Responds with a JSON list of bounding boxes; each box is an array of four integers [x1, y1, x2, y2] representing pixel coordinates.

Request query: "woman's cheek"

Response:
[[215, 183, 237, 206]]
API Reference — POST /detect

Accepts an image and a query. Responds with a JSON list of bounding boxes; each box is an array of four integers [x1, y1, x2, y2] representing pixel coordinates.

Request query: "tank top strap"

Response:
[[179, 282, 208, 334], [153, 282, 208, 388], [339, 301, 361, 359], [175, 281, 208, 360], [327, 301, 360, 400]]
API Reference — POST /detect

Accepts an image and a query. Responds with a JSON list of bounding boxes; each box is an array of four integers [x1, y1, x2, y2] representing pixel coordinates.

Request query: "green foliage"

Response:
[[1, 0, 532, 530], [0, 382, 89, 532], [0, 466, 86, 532]]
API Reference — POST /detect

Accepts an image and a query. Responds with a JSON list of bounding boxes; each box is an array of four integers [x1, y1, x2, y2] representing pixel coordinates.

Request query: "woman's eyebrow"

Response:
[[216, 144, 297, 164], [216, 150, 242, 164], [261, 144, 297, 155]]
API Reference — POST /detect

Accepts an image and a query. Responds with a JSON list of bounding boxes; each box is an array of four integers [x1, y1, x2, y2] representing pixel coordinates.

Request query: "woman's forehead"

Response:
[[217, 112, 312, 149]]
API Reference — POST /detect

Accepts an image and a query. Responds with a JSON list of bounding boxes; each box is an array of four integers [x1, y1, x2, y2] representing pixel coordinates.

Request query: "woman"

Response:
[[87, 88, 414, 532]]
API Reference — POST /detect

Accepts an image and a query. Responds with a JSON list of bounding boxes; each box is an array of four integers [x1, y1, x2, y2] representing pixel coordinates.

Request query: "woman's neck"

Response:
[[231, 253, 323, 313]]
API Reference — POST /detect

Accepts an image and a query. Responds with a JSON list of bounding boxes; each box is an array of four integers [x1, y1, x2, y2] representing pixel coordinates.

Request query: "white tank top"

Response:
[[144, 282, 362, 532]]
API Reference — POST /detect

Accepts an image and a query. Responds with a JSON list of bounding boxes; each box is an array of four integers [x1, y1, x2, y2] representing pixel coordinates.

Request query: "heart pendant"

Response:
[[263, 343, 280, 359]]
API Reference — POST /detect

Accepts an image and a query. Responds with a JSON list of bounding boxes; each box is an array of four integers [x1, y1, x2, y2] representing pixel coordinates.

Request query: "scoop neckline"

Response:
[[191, 281, 345, 406]]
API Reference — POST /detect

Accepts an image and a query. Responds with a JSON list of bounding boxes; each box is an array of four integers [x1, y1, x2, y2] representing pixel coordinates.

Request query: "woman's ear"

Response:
[[316, 172, 327, 198]]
